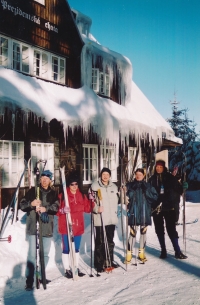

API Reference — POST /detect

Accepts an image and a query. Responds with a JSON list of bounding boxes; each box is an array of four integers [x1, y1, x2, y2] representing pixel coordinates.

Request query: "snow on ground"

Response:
[[0, 200, 200, 305]]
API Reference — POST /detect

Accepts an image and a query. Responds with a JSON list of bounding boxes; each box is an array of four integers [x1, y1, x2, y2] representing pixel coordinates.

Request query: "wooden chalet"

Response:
[[0, 0, 181, 209]]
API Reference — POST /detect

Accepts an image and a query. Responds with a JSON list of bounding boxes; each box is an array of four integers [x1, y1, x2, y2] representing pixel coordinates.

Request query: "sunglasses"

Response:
[[70, 183, 78, 186]]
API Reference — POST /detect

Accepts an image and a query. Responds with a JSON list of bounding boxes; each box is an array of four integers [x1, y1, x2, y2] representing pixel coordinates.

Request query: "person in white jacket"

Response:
[[89, 167, 119, 273]]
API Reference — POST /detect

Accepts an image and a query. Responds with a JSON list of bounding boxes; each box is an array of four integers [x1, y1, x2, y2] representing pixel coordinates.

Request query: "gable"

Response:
[[0, 0, 83, 57]]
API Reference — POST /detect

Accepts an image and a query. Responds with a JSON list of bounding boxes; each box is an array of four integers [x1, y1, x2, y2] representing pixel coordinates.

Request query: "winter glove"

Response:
[[40, 212, 49, 223], [59, 206, 70, 214], [182, 181, 188, 190], [63, 206, 70, 213]]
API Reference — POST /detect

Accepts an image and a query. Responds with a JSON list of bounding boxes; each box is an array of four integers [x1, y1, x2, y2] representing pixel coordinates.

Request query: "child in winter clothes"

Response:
[[57, 173, 93, 278], [125, 168, 158, 264]]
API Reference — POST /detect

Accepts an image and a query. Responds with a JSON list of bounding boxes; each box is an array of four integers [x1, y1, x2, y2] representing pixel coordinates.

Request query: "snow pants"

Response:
[[128, 226, 147, 251], [94, 224, 115, 269], [152, 209, 180, 252], [61, 234, 82, 254], [26, 235, 52, 284]]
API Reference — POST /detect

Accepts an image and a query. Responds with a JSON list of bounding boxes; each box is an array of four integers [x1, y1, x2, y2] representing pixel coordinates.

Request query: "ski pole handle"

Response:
[[97, 189, 102, 201]]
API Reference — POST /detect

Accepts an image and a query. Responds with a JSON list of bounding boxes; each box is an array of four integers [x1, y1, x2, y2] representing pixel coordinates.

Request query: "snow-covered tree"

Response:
[[167, 95, 200, 189]]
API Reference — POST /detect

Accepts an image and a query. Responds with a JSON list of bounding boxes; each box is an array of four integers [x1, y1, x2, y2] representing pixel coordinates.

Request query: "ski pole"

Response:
[[120, 186, 125, 256], [97, 189, 112, 273], [125, 188, 129, 272], [182, 153, 187, 254], [89, 197, 94, 277], [0, 235, 11, 243]]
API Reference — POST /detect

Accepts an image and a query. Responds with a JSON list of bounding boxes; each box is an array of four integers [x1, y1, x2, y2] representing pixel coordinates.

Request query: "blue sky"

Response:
[[68, 0, 200, 133]]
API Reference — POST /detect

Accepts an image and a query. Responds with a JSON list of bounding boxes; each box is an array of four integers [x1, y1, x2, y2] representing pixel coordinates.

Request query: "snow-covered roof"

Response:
[[0, 66, 181, 146]]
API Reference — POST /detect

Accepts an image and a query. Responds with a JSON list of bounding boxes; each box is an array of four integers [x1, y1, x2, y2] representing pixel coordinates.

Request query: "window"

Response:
[[13, 41, 30, 73], [33, 51, 49, 78], [42, 54, 48, 77], [0, 35, 66, 84], [0, 141, 24, 188], [0, 36, 8, 67], [13, 42, 20, 71], [92, 68, 110, 97], [52, 56, 65, 84], [83, 145, 98, 184], [92, 69, 99, 92], [22, 45, 29, 73], [100, 145, 117, 181], [33, 51, 40, 76], [127, 147, 143, 180], [128, 147, 137, 179], [31, 142, 54, 186]]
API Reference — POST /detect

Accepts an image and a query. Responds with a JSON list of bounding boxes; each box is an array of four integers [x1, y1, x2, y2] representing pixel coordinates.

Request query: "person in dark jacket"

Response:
[[57, 173, 93, 279], [20, 170, 59, 290], [125, 168, 158, 263], [149, 160, 188, 259]]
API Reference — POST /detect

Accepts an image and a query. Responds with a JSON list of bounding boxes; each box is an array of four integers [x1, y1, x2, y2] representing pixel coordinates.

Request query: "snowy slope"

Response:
[[0, 200, 200, 305]]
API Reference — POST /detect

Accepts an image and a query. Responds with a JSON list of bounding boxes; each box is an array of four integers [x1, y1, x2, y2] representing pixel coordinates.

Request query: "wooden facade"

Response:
[[0, 0, 84, 87]]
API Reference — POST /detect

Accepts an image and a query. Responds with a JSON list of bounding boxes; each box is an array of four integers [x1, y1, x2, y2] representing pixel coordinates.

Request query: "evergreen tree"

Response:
[[167, 94, 200, 189]]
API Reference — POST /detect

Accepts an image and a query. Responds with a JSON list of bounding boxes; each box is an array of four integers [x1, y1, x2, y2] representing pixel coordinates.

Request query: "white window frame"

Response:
[[128, 147, 142, 179], [0, 140, 24, 188], [51, 56, 65, 84], [0, 35, 66, 85], [33, 49, 49, 79], [92, 68, 99, 92], [82, 144, 98, 184], [92, 68, 110, 97], [100, 145, 117, 182], [0, 35, 9, 67], [34, 0, 45, 5], [12, 40, 30, 74], [31, 142, 54, 186]]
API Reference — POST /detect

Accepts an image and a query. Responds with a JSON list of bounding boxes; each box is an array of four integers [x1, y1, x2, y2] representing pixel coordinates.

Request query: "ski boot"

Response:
[[78, 268, 86, 277], [160, 249, 167, 259], [175, 251, 188, 259], [65, 269, 73, 279], [124, 250, 132, 264], [138, 248, 147, 263]]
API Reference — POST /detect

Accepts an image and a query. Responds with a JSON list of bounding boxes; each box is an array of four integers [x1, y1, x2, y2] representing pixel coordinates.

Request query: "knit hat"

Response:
[[135, 168, 144, 175], [156, 160, 165, 168], [100, 167, 111, 177], [67, 172, 79, 186], [41, 170, 53, 180]]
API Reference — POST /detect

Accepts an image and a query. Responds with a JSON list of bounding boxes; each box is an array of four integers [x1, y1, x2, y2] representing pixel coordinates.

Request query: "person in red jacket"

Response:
[[57, 173, 93, 278]]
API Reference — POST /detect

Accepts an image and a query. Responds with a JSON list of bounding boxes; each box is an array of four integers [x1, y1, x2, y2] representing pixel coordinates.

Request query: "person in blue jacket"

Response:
[[125, 168, 158, 264]]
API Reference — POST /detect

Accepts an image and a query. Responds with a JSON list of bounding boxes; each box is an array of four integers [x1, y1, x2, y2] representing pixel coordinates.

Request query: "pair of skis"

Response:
[[0, 159, 28, 238], [60, 166, 79, 281], [34, 160, 47, 290]]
